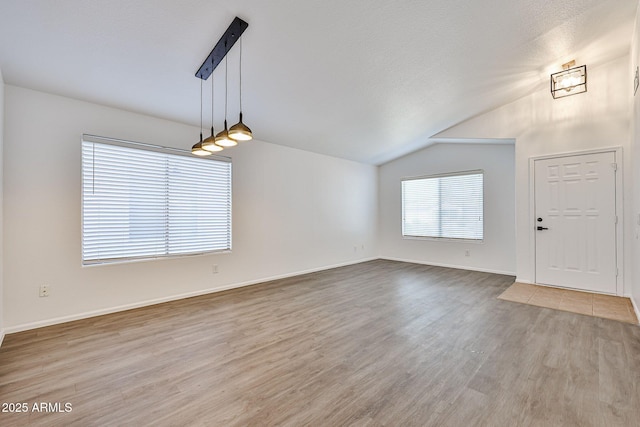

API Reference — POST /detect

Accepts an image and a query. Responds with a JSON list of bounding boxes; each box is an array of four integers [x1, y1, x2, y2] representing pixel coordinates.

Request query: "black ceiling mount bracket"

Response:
[[195, 17, 248, 80]]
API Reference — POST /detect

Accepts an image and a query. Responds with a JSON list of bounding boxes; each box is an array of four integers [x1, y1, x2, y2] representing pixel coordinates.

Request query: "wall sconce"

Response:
[[550, 60, 587, 99]]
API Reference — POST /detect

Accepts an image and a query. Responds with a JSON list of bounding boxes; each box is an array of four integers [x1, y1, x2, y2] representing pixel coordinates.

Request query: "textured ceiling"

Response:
[[0, 0, 636, 164]]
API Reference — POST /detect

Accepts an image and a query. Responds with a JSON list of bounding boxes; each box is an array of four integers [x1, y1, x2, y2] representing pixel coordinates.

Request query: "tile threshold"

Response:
[[497, 282, 638, 325]]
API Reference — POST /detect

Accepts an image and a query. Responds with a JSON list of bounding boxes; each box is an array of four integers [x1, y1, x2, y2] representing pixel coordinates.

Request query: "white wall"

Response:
[[3, 85, 378, 331], [0, 68, 5, 344], [435, 55, 632, 292], [378, 143, 516, 275], [630, 1, 640, 315]]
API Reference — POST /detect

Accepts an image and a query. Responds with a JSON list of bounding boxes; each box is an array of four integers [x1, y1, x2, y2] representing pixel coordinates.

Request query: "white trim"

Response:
[[528, 158, 536, 288], [514, 278, 534, 284], [528, 146, 623, 162], [427, 138, 516, 145], [631, 295, 640, 323], [401, 168, 483, 182], [82, 133, 232, 162], [529, 147, 624, 296], [379, 256, 515, 276], [0, 329, 5, 348], [3, 257, 377, 334], [402, 235, 484, 244]]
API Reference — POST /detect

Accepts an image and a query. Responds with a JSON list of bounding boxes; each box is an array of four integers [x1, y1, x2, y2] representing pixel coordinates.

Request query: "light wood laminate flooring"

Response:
[[1, 260, 640, 426]]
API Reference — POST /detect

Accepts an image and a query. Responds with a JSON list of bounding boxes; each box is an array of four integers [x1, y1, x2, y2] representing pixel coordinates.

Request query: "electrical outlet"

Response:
[[212, 264, 218, 274], [39, 285, 50, 297], [465, 250, 470, 257]]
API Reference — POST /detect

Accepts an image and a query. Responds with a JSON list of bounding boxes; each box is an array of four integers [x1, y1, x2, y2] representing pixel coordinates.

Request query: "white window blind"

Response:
[[82, 136, 232, 265], [402, 171, 483, 240]]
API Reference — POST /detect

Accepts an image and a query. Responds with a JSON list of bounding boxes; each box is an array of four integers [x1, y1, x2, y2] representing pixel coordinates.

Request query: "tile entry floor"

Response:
[[498, 282, 639, 324]]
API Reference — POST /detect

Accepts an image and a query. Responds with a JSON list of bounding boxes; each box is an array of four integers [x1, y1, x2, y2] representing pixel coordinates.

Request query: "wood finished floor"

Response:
[[1, 260, 639, 426]]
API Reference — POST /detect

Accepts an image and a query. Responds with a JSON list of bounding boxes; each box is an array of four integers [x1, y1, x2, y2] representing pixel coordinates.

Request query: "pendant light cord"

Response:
[[200, 78, 203, 137], [224, 44, 228, 124], [211, 68, 216, 132], [239, 37, 243, 113]]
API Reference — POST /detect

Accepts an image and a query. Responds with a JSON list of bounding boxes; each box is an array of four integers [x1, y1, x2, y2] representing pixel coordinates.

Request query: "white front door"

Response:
[[534, 152, 617, 294]]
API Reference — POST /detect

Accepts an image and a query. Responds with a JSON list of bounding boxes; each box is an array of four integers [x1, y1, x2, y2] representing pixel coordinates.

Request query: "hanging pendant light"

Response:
[[192, 79, 212, 156], [229, 38, 253, 141], [215, 120, 236, 147], [202, 71, 223, 152], [214, 44, 237, 148], [191, 140, 210, 156]]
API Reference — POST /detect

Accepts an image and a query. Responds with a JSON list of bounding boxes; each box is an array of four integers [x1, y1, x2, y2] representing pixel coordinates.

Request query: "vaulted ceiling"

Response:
[[0, 0, 636, 164]]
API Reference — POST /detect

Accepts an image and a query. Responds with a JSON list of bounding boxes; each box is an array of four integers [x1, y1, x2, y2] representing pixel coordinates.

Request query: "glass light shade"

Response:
[[215, 121, 237, 147], [229, 113, 253, 141]]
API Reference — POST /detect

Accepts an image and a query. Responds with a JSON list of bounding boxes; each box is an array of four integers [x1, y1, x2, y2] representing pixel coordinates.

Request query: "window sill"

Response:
[[402, 235, 484, 244]]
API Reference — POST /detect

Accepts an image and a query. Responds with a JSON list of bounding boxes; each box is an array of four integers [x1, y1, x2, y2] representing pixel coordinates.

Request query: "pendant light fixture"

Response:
[[191, 17, 249, 155], [191, 79, 212, 156], [202, 72, 223, 152], [550, 60, 587, 99], [229, 38, 253, 141], [214, 43, 237, 147]]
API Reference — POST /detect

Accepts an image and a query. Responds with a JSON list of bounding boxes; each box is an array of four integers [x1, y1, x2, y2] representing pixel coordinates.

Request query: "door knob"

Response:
[[537, 218, 543, 222], [537, 226, 548, 231]]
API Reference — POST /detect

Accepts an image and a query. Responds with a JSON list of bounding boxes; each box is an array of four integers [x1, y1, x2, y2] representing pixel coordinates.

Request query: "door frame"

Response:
[[528, 147, 623, 295]]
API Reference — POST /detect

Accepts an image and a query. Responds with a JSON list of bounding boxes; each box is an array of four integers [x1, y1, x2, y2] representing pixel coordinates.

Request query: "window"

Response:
[[402, 171, 483, 241], [82, 135, 232, 265]]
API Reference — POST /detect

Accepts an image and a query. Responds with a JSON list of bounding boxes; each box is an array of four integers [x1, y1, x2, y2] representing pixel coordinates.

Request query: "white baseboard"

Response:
[[379, 256, 516, 276], [0, 329, 5, 348], [4, 257, 378, 334], [514, 278, 534, 284]]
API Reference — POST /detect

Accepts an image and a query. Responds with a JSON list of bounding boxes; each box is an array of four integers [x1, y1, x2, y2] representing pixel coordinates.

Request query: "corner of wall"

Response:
[[630, 0, 640, 317], [0, 67, 5, 345], [631, 295, 640, 324]]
